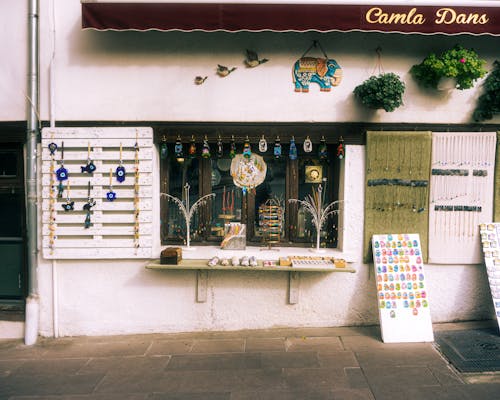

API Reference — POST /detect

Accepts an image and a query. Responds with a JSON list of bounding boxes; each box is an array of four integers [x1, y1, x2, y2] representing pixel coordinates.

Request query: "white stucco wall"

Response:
[[1, 1, 497, 337]]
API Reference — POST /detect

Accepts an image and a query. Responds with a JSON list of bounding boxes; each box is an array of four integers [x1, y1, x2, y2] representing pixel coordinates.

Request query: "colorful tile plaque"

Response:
[[372, 233, 434, 343], [479, 223, 500, 332]]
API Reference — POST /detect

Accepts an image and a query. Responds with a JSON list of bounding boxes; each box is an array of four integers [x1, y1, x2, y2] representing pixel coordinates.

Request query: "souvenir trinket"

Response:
[[244, 49, 269, 68], [116, 143, 126, 183], [134, 132, 141, 250], [61, 180, 74, 211], [318, 136, 328, 161], [56, 141, 68, 182], [83, 181, 96, 229], [81, 142, 96, 173], [194, 76, 207, 85], [336, 136, 345, 160], [243, 136, 252, 158], [258, 135, 268, 153], [273, 136, 282, 159], [188, 135, 197, 158], [216, 135, 224, 158], [201, 135, 211, 159], [174, 135, 184, 161], [289, 136, 298, 160], [216, 64, 236, 77], [160, 135, 168, 159], [106, 168, 116, 201], [48, 142, 57, 155], [303, 136, 313, 153], [229, 135, 237, 159]]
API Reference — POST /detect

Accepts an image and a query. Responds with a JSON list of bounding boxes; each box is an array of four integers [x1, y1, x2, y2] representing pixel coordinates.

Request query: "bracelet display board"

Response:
[[41, 127, 153, 259], [479, 223, 500, 331], [372, 233, 434, 343]]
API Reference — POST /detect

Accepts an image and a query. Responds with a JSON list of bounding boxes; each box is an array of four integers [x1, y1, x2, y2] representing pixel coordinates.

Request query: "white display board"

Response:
[[372, 233, 434, 343], [41, 127, 154, 259], [479, 223, 500, 332]]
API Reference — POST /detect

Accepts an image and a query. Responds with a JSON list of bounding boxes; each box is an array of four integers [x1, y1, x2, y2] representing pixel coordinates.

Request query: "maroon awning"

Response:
[[81, 2, 500, 36]]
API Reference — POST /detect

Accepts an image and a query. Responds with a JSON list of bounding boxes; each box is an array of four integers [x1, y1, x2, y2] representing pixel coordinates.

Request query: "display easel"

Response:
[[259, 199, 283, 249]]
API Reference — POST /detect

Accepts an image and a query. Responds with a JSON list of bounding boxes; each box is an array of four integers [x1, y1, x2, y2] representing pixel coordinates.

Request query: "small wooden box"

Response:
[[160, 247, 182, 265]]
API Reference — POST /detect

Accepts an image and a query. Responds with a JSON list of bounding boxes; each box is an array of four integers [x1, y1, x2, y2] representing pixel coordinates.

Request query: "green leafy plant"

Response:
[[410, 45, 487, 90], [353, 73, 405, 112], [473, 60, 500, 121]]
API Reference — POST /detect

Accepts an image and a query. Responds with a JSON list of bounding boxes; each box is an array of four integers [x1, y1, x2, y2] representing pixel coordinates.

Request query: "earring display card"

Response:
[[479, 223, 500, 332], [372, 233, 434, 343]]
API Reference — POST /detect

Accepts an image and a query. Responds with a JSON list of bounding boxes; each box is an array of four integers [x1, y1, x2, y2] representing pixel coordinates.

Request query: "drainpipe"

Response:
[[25, 0, 39, 346]]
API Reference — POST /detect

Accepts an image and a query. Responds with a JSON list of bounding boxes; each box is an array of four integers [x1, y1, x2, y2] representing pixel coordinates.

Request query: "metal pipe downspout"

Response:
[[25, 0, 40, 346]]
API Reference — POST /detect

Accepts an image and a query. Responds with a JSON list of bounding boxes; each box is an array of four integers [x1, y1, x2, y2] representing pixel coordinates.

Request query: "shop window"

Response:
[[160, 138, 339, 248]]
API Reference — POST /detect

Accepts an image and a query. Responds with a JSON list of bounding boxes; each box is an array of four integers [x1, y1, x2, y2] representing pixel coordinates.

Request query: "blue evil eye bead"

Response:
[[61, 201, 74, 211], [56, 166, 68, 181], [116, 165, 126, 183], [48, 142, 58, 155], [106, 191, 117, 201], [88, 162, 96, 173]]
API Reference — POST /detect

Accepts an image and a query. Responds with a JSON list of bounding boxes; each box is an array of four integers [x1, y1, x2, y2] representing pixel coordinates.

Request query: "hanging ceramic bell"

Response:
[[188, 135, 197, 158], [243, 136, 252, 158], [229, 135, 237, 159], [116, 143, 126, 183], [201, 135, 211, 159], [216, 135, 224, 158], [289, 136, 298, 160], [160, 135, 168, 160], [336, 136, 345, 160], [258, 135, 268, 153], [273, 136, 282, 159], [174, 135, 184, 161], [303, 136, 313, 153], [318, 136, 328, 161]]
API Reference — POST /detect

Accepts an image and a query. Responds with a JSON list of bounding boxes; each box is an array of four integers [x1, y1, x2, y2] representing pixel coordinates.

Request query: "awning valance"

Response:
[[81, 1, 500, 35]]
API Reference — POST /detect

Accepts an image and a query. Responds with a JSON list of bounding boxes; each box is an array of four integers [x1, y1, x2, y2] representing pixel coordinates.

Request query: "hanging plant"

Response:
[[473, 60, 500, 122], [410, 45, 487, 90], [353, 73, 405, 112]]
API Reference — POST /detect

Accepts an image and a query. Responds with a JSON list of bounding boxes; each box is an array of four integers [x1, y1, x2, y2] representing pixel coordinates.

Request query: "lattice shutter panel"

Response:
[[41, 127, 154, 259]]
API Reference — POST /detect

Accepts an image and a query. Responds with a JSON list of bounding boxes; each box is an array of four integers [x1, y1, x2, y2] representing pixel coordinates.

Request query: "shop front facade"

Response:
[[1, 0, 500, 340]]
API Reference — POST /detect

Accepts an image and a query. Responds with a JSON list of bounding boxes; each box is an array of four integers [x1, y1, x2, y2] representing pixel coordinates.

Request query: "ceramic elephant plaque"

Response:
[[293, 57, 342, 92]]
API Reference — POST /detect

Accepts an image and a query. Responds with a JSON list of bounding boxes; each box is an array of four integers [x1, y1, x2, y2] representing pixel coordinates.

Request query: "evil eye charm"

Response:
[[48, 142, 58, 155], [106, 191, 117, 201], [56, 166, 68, 181], [61, 201, 74, 212], [81, 161, 96, 174], [116, 165, 126, 183]]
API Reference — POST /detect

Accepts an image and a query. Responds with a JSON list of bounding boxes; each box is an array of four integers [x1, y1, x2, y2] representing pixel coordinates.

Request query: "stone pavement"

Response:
[[1, 321, 499, 400]]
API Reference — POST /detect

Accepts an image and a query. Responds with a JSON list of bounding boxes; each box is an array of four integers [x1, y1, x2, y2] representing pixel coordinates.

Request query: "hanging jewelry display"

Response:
[[201, 135, 211, 159], [336, 136, 345, 160], [216, 135, 224, 158], [133, 135, 140, 250], [61, 180, 74, 211], [174, 134, 184, 161], [160, 135, 168, 160], [161, 183, 215, 250], [106, 168, 117, 201], [81, 142, 96, 173], [83, 181, 96, 229], [48, 138, 57, 253], [318, 136, 328, 161], [243, 135, 252, 158], [259, 198, 284, 249], [303, 136, 313, 153], [56, 141, 68, 198], [273, 136, 282, 159], [289, 136, 298, 160], [289, 185, 341, 252], [258, 134, 268, 153], [229, 135, 237, 158], [188, 135, 197, 158], [116, 143, 126, 183]]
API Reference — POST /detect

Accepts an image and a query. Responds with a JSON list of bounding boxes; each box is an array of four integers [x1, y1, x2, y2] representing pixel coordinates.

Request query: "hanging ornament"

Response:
[[174, 134, 184, 161], [106, 168, 117, 201], [116, 143, 126, 183], [56, 141, 68, 182], [83, 181, 96, 229], [188, 135, 197, 158], [216, 135, 224, 158], [229, 135, 237, 159], [303, 136, 313, 153], [336, 136, 345, 160], [243, 135, 252, 158], [289, 136, 298, 160], [160, 135, 168, 160], [273, 136, 282, 159], [258, 134, 268, 153], [61, 180, 74, 211], [201, 135, 211, 159], [81, 142, 96, 174], [48, 142, 58, 156], [318, 135, 328, 161]]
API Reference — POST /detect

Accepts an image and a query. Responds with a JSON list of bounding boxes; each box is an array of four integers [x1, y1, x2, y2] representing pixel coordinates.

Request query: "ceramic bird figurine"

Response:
[[216, 64, 236, 77], [194, 76, 207, 85], [245, 49, 269, 68]]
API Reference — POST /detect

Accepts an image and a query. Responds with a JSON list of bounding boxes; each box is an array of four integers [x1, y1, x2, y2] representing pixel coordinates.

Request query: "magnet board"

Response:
[[479, 223, 500, 332], [372, 233, 434, 343]]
